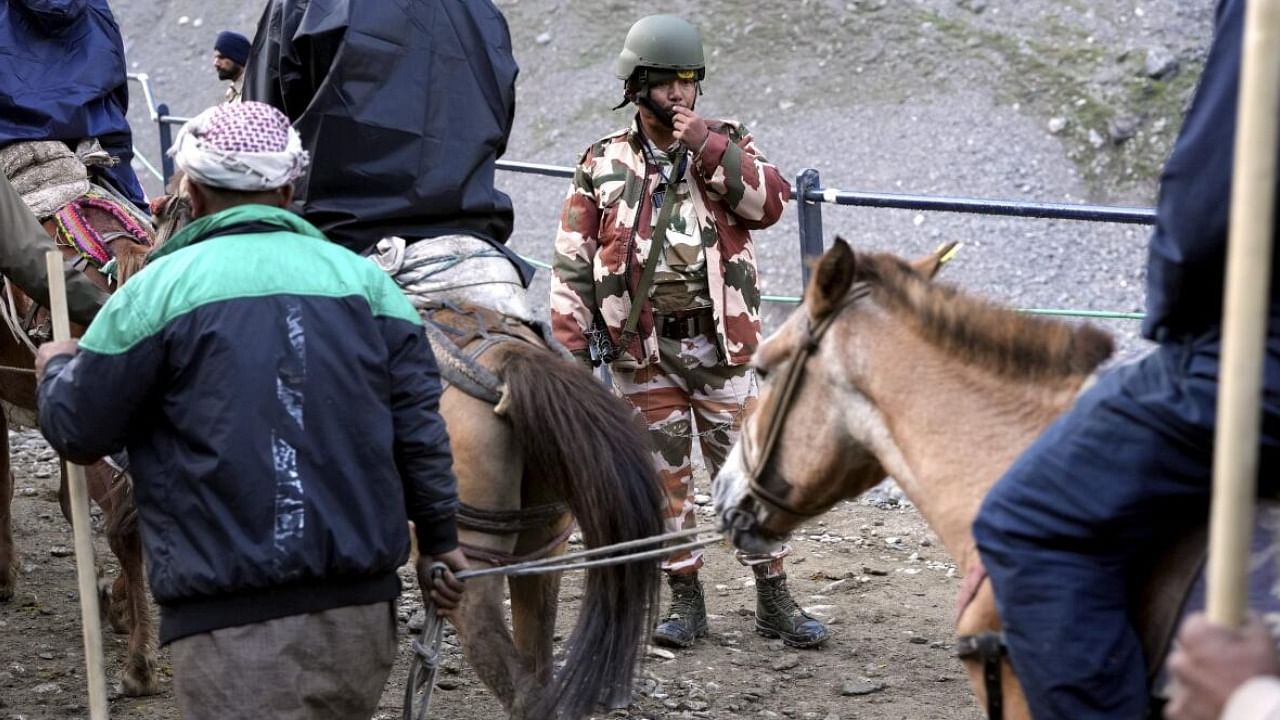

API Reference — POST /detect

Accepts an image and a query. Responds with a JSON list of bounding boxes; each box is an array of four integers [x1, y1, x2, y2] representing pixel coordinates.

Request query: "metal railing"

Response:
[[126, 73, 1155, 319]]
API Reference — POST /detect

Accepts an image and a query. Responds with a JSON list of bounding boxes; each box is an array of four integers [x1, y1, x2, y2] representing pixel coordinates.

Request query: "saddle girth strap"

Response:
[[458, 501, 570, 534], [459, 521, 577, 568], [955, 632, 1006, 720]]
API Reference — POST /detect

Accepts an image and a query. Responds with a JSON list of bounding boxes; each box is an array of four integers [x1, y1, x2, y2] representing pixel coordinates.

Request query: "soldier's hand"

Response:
[[672, 105, 709, 151], [35, 339, 79, 383]]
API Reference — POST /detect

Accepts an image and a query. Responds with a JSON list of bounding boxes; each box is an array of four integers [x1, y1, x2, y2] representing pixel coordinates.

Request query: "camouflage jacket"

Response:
[[550, 118, 789, 369]]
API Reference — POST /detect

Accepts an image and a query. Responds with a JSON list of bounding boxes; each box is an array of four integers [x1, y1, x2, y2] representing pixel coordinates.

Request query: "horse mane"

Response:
[[855, 252, 1115, 381], [111, 242, 150, 286]]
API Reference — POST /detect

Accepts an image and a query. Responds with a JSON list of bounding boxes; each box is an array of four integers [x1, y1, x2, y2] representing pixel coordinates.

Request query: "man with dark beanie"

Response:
[[212, 30, 250, 103]]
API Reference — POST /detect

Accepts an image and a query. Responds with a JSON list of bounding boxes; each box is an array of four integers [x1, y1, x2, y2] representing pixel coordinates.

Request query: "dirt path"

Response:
[[1, 428, 978, 720], [2, 0, 1225, 717]]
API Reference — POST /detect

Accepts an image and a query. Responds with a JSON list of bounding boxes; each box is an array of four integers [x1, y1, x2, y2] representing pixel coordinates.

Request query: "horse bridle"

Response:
[[726, 283, 872, 532]]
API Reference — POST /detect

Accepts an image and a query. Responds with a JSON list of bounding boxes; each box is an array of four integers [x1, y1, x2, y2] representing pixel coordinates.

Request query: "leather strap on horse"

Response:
[[457, 499, 574, 568], [619, 154, 683, 349], [419, 301, 569, 407], [421, 320, 504, 404], [460, 521, 577, 568], [955, 632, 1007, 720], [458, 501, 569, 534], [742, 284, 871, 518]]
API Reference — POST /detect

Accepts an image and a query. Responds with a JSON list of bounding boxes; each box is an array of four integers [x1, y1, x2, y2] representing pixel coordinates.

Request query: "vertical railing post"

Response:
[[796, 168, 824, 288], [157, 103, 175, 189]]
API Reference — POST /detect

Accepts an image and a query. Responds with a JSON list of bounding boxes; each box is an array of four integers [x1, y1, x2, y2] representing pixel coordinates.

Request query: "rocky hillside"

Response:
[[113, 0, 1217, 356]]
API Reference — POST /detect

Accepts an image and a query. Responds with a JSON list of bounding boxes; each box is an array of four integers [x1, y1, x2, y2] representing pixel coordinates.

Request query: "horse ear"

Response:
[[910, 241, 960, 281], [808, 236, 856, 318]]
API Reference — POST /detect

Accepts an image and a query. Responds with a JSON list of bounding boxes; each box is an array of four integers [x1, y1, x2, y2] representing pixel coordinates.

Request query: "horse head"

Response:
[[713, 236, 955, 554]]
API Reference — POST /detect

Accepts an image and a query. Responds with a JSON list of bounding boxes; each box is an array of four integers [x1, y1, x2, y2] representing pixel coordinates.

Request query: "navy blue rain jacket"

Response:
[[0, 0, 146, 207], [1143, 0, 1280, 341], [242, 0, 532, 284]]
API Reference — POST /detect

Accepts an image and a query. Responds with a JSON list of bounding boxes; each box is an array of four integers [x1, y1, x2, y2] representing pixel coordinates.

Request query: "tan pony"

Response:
[[0, 163, 159, 695], [713, 237, 1215, 719]]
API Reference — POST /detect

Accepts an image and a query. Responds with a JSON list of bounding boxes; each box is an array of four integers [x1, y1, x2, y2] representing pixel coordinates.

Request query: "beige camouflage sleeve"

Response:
[[549, 150, 601, 355], [693, 123, 791, 230]]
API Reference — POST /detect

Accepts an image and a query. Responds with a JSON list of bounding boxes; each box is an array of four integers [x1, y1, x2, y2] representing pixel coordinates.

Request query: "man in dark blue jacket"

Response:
[[972, 1, 1280, 717], [0, 0, 146, 208], [35, 101, 465, 719]]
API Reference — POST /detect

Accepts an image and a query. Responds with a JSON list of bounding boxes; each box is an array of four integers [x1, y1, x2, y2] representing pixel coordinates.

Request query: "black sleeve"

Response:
[[37, 341, 161, 464], [1142, 0, 1246, 339], [382, 316, 460, 556]]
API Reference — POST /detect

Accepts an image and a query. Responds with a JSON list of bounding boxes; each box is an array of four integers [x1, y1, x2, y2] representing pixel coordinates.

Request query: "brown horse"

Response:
[[148, 194, 667, 720], [713, 237, 1207, 718], [0, 189, 159, 697]]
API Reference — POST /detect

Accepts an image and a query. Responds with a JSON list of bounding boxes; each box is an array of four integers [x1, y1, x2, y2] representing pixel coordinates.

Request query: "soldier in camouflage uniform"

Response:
[[550, 15, 829, 650]]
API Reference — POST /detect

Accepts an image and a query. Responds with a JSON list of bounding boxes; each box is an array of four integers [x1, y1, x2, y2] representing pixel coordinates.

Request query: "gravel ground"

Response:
[[3, 1, 1223, 718]]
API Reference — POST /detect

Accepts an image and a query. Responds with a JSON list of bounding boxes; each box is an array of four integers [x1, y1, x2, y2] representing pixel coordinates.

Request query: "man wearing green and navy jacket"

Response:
[[35, 102, 465, 720]]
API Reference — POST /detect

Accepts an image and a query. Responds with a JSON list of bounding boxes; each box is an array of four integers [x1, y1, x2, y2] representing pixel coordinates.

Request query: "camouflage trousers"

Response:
[[612, 333, 789, 576]]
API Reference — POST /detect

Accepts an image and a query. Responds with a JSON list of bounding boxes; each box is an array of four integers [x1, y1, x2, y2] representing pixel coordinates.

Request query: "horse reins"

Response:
[[736, 283, 871, 522]]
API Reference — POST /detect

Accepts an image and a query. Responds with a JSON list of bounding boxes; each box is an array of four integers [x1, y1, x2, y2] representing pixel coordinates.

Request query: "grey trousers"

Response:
[[170, 601, 398, 720]]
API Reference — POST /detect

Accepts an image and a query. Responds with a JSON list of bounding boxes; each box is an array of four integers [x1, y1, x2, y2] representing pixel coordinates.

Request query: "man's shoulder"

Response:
[[582, 127, 636, 156]]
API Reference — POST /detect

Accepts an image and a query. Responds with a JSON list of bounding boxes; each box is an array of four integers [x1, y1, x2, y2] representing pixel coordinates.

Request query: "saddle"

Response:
[[0, 140, 153, 350], [419, 300, 572, 405], [418, 300, 579, 566]]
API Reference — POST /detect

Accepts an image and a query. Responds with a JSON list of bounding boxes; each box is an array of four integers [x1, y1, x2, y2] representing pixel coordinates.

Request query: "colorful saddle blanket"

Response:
[[51, 186, 152, 268]]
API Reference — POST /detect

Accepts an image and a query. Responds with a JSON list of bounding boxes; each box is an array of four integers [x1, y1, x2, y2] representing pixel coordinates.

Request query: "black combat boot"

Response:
[[652, 572, 709, 648], [754, 573, 831, 648]]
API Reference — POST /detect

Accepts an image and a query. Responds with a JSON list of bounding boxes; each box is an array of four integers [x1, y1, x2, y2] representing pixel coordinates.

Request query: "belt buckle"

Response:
[[657, 311, 708, 340]]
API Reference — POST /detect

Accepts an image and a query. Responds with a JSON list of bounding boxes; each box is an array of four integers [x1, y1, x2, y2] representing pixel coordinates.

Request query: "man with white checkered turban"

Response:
[[35, 99, 467, 719], [170, 101, 309, 195]]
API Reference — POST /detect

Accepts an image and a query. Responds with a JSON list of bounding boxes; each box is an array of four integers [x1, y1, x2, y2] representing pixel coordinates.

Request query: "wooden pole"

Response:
[[44, 251, 109, 718], [1207, 0, 1280, 627]]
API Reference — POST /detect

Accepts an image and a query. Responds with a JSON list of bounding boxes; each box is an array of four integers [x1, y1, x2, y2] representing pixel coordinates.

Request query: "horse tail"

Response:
[[496, 343, 665, 720]]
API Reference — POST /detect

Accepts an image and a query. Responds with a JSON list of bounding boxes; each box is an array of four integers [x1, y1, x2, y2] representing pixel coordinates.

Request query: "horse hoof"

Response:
[[0, 563, 17, 601], [120, 668, 162, 697], [119, 652, 161, 697]]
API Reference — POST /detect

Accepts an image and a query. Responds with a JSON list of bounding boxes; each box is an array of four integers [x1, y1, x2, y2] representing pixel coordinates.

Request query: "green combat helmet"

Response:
[[614, 14, 706, 83]]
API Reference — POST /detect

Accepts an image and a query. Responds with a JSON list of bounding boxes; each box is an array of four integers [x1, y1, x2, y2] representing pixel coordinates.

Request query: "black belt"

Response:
[[655, 310, 715, 340]]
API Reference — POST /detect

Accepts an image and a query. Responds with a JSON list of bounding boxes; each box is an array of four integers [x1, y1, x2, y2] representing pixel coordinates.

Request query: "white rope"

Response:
[[455, 525, 723, 580], [1, 282, 38, 356]]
